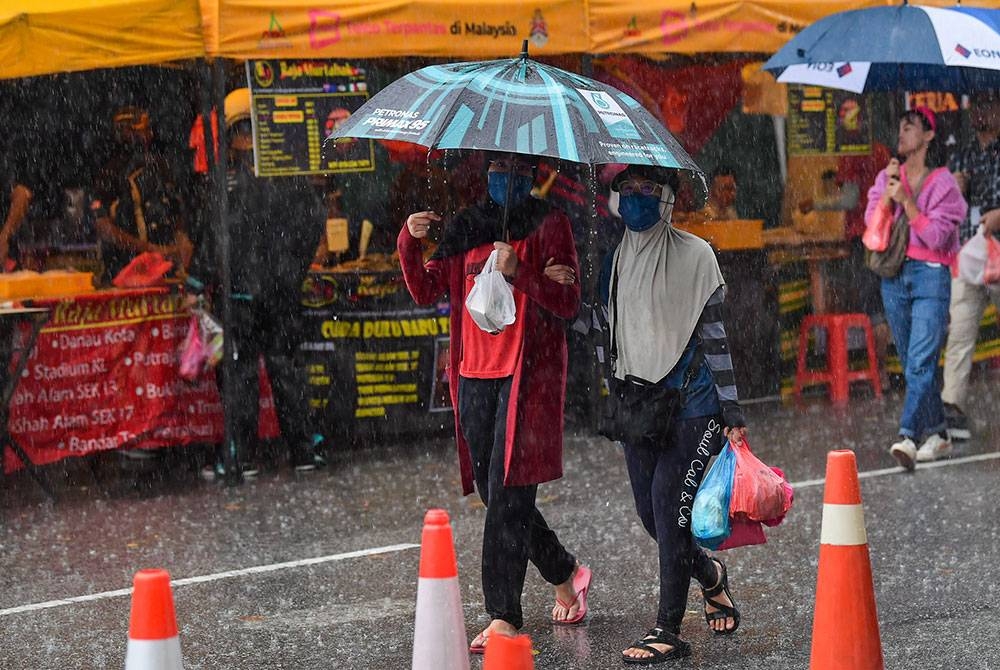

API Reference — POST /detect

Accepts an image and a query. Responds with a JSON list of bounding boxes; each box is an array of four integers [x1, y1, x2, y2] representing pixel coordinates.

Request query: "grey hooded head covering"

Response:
[[609, 169, 725, 382]]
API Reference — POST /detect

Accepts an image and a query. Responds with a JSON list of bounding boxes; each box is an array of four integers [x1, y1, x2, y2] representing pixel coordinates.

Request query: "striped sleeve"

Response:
[[699, 286, 746, 428]]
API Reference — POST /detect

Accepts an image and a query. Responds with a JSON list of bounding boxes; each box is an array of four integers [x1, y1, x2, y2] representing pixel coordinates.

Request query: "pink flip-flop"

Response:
[[552, 564, 592, 625], [469, 631, 488, 655]]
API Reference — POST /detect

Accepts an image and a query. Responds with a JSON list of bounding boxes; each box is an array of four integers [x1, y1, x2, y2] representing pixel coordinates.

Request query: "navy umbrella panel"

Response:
[[764, 4, 1000, 93], [329, 46, 701, 174]]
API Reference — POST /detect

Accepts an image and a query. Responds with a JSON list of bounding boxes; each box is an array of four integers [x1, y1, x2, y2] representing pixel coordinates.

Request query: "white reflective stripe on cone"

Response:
[[412, 577, 469, 670], [819, 503, 868, 546], [124, 636, 183, 670]]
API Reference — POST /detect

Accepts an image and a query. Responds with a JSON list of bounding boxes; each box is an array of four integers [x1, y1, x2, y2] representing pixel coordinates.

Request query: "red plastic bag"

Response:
[[716, 517, 767, 550], [985, 233, 1000, 285], [112, 251, 173, 288], [862, 202, 893, 252], [178, 314, 207, 381], [729, 438, 792, 522]]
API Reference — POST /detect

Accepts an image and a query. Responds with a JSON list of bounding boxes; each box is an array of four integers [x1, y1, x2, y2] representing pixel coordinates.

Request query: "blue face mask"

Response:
[[619, 194, 662, 231], [488, 172, 533, 206]]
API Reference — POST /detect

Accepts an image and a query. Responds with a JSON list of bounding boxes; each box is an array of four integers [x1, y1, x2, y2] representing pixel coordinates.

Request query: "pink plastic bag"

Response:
[[178, 314, 207, 381], [729, 439, 792, 522], [862, 202, 893, 252], [761, 466, 794, 527]]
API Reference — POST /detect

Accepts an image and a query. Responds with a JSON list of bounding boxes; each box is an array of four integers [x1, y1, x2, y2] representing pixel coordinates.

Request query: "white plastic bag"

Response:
[[958, 226, 991, 286], [465, 249, 516, 334]]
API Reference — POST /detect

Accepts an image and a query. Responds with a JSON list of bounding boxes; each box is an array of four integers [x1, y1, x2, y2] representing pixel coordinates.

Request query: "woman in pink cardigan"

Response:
[[864, 107, 967, 470]]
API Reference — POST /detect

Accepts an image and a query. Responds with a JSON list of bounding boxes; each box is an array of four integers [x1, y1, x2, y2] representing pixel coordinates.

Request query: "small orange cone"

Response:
[[411, 509, 469, 670], [483, 633, 534, 670], [124, 569, 183, 670], [810, 450, 883, 670]]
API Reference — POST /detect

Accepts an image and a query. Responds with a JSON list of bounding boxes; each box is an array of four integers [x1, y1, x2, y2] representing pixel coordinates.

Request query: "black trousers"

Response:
[[622, 415, 723, 633], [225, 300, 310, 463], [458, 376, 576, 629]]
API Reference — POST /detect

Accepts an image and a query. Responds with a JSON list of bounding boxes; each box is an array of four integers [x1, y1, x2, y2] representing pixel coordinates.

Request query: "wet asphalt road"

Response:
[[1, 372, 999, 670]]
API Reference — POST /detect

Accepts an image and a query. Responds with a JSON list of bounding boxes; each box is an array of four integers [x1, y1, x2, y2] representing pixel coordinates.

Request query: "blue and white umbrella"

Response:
[[764, 3, 1000, 93], [329, 41, 700, 174]]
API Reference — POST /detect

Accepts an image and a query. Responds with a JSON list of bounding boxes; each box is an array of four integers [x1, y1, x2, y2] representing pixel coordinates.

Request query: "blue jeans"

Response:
[[881, 260, 951, 440]]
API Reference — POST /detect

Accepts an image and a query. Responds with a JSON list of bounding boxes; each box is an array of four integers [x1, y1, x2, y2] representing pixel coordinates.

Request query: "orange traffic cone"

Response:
[[411, 509, 469, 670], [483, 633, 534, 670], [124, 569, 183, 670], [810, 450, 883, 670]]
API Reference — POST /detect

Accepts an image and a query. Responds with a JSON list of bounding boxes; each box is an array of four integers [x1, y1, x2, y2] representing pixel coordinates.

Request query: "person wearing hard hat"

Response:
[[186, 88, 327, 479], [93, 106, 193, 284]]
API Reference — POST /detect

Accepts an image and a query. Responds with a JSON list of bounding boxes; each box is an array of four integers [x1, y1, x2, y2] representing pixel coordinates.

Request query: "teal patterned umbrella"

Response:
[[329, 41, 700, 175]]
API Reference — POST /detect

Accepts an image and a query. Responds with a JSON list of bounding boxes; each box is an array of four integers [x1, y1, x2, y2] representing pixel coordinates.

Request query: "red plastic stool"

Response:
[[794, 313, 882, 404]]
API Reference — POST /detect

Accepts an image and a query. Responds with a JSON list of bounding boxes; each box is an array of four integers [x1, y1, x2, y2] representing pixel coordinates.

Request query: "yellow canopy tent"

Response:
[[589, 0, 999, 55], [200, 0, 588, 59], [200, 0, 1000, 60], [0, 0, 205, 79], [6, 0, 999, 81]]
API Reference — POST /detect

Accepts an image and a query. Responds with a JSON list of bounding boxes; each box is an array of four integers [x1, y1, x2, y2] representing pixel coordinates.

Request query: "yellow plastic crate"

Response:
[[0, 271, 94, 300]]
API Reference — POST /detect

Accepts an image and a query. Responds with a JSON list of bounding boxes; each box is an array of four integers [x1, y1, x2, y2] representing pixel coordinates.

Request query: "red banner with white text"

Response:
[[5, 289, 277, 473]]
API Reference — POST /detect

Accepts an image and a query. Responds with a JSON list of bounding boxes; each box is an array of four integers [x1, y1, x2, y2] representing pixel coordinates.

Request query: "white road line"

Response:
[[4, 451, 998, 619], [0, 543, 419, 618], [790, 450, 1000, 489]]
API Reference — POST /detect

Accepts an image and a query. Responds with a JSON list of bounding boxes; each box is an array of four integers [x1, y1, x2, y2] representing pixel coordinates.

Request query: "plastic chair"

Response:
[[794, 313, 882, 404]]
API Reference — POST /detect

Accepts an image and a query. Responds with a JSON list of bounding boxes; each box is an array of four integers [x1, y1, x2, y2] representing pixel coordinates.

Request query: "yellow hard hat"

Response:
[[224, 88, 251, 128]]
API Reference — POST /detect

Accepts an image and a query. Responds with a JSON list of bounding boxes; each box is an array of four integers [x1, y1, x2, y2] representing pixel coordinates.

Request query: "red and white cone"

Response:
[[124, 569, 183, 670], [810, 450, 883, 670], [484, 633, 534, 670], [412, 509, 469, 670]]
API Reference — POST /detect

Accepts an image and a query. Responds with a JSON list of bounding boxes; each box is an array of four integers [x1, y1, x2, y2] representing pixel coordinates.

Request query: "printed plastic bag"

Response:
[[197, 309, 224, 369], [465, 249, 516, 334], [861, 202, 893, 252], [692, 441, 736, 550], [729, 438, 792, 522], [178, 307, 223, 380], [178, 314, 207, 381]]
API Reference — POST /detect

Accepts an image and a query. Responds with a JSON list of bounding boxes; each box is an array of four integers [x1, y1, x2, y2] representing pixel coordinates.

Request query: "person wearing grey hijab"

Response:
[[548, 165, 747, 664]]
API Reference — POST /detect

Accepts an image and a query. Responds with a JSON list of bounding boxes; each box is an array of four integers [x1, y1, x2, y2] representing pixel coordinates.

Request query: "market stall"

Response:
[[4, 0, 1000, 475]]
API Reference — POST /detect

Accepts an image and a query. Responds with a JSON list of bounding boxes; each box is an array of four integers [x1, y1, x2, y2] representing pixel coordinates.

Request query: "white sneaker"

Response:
[[889, 437, 917, 471], [916, 434, 952, 463]]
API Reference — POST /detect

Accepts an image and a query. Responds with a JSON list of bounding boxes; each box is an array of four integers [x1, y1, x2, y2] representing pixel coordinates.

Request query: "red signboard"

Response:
[[4, 288, 277, 473]]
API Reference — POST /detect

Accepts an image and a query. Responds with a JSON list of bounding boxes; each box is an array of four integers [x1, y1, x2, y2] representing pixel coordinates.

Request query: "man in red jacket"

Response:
[[399, 154, 591, 652]]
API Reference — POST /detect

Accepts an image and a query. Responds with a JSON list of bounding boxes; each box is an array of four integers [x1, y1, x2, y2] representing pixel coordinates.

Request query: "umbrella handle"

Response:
[[500, 152, 516, 241]]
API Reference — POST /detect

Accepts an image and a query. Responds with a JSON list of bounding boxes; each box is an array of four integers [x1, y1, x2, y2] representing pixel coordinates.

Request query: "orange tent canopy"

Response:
[[5, 0, 998, 80], [204, 0, 1000, 60], [0, 0, 205, 79]]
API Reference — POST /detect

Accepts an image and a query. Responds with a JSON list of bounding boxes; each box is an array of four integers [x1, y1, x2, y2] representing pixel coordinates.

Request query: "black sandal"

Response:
[[622, 627, 691, 665], [701, 558, 740, 635]]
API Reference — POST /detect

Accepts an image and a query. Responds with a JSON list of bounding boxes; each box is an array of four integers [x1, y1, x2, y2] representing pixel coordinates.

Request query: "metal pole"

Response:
[[206, 58, 239, 485], [580, 53, 601, 432]]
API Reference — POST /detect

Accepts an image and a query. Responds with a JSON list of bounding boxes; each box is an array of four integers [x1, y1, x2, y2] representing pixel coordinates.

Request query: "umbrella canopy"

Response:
[[329, 41, 700, 174], [763, 4, 1000, 93]]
